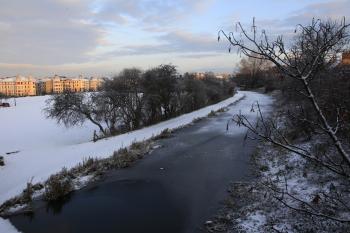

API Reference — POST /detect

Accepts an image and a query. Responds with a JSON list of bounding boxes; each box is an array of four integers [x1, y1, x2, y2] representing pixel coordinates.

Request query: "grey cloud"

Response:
[[286, 0, 350, 25], [265, 0, 350, 32], [0, 0, 217, 67], [105, 30, 225, 57], [224, 0, 350, 48], [179, 53, 222, 59], [0, 0, 104, 65], [94, 0, 215, 27]]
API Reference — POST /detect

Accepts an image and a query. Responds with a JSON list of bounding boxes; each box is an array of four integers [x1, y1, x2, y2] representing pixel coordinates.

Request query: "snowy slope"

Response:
[[0, 95, 98, 155]]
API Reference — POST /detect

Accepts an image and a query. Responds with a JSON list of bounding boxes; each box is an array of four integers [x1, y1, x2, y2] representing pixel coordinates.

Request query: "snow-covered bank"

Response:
[[0, 92, 250, 207]]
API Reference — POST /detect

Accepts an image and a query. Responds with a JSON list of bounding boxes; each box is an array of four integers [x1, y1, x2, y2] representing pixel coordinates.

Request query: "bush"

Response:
[[111, 148, 138, 168], [44, 168, 73, 201]]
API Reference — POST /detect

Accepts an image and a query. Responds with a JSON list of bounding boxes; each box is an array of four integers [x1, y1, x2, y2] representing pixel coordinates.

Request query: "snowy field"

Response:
[[0, 91, 273, 233], [0, 96, 97, 155]]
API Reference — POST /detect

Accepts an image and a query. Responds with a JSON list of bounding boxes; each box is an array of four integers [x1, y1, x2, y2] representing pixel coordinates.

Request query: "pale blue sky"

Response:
[[0, 0, 349, 77]]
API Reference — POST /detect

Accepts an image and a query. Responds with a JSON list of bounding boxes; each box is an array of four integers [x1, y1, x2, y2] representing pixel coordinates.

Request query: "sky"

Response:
[[0, 0, 349, 77]]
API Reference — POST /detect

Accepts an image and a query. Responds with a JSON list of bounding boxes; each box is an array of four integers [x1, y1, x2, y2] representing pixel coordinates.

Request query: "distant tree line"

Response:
[[45, 64, 235, 138], [231, 54, 283, 93]]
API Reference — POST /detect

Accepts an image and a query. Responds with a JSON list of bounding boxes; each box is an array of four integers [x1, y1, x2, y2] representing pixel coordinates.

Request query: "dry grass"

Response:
[[192, 117, 205, 123], [153, 128, 172, 140], [43, 168, 74, 201]]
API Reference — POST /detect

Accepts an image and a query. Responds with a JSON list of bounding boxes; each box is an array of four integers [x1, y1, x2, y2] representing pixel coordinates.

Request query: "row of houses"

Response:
[[0, 75, 103, 97], [193, 72, 232, 80]]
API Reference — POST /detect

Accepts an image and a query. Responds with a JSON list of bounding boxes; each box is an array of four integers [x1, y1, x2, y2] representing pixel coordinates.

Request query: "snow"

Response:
[[0, 96, 97, 154], [0, 218, 21, 233], [238, 211, 267, 232], [74, 175, 94, 190], [0, 91, 273, 232], [234, 127, 343, 232]]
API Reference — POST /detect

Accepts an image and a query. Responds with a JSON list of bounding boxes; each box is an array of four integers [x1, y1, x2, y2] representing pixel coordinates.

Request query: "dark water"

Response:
[[9, 96, 270, 233], [11, 180, 186, 233]]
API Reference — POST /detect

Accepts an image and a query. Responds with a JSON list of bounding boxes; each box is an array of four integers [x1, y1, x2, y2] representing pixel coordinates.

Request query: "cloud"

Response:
[[222, 0, 350, 49], [0, 0, 217, 66], [179, 52, 222, 59], [286, 0, 350, 25], [93, 0, 215, 27], [0, 0, 349, 76], [104, 30, 225, 57], [0, 0, 104, 65], [270, 0, 350, 31]]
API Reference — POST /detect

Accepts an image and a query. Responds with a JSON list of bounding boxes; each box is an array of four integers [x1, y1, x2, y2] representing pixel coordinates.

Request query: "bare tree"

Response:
[[46, 69, 145, 138], [102, 68, 144, 131], [219, 18, 350, 223], [236, 55, 272, 89], [142, 64, 179, 123], [45, 91, 106, 135], [180, 73, 207, 112]]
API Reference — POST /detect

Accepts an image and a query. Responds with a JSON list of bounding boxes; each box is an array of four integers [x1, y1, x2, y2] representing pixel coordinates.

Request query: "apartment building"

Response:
[[89, 77, 102, 91], [0, 75, 36, 96], [41, 75, 103, 94], [194, 72, 231, 80], [1, 75, 103, 96]]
